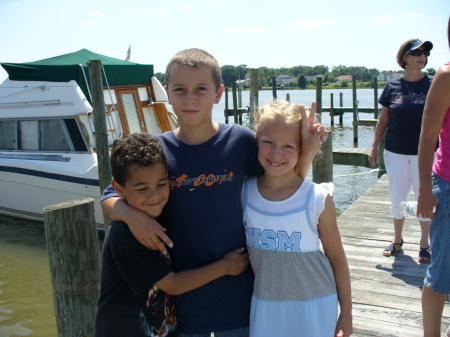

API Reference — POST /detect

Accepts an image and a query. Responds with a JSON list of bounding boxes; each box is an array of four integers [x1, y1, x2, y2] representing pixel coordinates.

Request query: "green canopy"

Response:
[[1, 48, 154, 102]]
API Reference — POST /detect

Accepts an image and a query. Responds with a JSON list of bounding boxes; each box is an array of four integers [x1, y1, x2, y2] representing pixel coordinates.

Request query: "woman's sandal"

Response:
[[383, 239, 404, 257], [419, 246, 431, 263]]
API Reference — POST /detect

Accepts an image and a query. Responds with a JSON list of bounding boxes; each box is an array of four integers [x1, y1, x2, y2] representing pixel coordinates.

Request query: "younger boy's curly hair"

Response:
[[110, 133, 167, 187]]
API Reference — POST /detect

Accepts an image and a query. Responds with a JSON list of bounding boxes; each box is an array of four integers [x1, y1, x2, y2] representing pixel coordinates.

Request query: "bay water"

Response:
[[0, 88, 382, 336]]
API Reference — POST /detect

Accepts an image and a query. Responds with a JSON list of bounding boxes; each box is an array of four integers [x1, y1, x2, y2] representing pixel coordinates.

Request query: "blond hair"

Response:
[[165, 48, 222, 89], [254, 100, 303, 138]]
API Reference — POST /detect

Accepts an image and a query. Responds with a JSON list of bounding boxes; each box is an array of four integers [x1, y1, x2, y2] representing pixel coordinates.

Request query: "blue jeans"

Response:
[[178, 327, 249, 337], [424, 173, 450, 295]]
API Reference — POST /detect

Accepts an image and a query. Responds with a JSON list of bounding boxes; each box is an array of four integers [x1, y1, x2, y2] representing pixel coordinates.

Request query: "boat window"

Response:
[[123, 93, 142, 134], [64, 119, 88, 152], [18, 120, 39, 150], [0, 121, 16, 150], [40, 120, 71, 151]]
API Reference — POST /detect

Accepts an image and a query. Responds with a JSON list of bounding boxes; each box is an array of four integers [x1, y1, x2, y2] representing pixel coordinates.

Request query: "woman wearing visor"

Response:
[[369, 39, 434, 263]]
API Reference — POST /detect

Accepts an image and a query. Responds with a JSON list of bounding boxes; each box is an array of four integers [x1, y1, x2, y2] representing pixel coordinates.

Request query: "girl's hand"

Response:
[[222, 247, 249, 275], [417, 188, 438, 219]]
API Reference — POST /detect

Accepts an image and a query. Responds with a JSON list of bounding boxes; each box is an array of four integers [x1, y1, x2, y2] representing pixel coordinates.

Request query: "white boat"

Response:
[[0, 49, 177, 226]]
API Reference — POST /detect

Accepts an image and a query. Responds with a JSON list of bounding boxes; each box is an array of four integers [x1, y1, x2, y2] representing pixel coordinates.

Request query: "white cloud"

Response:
[[369, 16, 399, 25], [407, 12, 424, 17], [89, 12, 106, 17], [290, 19, 333, 28]]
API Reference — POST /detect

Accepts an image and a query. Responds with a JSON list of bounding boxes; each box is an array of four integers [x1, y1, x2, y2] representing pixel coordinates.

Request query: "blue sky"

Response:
[[0, 0, 448, 83]]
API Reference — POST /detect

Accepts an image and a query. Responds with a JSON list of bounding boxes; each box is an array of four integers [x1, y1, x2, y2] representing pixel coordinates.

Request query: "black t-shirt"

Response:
[[378, 75, 433, 155], [95, 218, 177, 337]]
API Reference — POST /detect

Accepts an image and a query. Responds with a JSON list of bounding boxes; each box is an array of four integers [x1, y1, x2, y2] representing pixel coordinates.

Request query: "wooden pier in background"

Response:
[[338, 174, 450, 336]]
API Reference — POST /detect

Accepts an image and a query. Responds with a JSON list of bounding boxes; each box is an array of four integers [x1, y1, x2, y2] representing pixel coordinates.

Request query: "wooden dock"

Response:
[[338, 174, 450, 336]]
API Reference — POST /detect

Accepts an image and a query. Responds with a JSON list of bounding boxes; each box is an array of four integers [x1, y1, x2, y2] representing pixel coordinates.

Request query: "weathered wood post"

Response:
[[313, 77, 333, 183], [373, 77, 379, 118], [231, 76, 239, 124], [238, 86, 242, 108], [87, 60, 112, 231], [352, 77, 358, 144], [249, 69, 259, 129], [272, 76, 277, 100], [44, 198, 101, 337], [330, 93, 334, 126], [339, 92, 344, 125], [286, 93, 290, 102], [224, 87, 229, 124]]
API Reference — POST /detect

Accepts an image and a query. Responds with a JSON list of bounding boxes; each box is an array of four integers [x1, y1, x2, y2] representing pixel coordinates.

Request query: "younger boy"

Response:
[[101, 49, 326, 336], [95, 133, 249, 337]]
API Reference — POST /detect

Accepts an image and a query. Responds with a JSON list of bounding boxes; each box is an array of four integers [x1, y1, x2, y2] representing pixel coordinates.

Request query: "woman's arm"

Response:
[[318, 195, 353, 337], [417, 65, 450, 219], [155, 247, 249, 295], [369, 105, 390, 167], [101, 196, 173, 254]]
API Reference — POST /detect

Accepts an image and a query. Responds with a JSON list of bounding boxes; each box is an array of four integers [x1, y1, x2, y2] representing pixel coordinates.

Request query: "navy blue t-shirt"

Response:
[[101, 123, 261, 334], [378, 75, 433, 155]]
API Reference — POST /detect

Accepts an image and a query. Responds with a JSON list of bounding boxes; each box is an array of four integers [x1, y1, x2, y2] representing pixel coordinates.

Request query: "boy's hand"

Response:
[[124, 205, 173, 255], [301, 100, 328, 152], [222, 247, 249, 275], [296, 101, 328, 177]]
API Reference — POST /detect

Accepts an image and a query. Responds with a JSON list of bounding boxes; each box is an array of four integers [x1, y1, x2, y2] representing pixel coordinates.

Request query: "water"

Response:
[[1, 88, 381, 336]]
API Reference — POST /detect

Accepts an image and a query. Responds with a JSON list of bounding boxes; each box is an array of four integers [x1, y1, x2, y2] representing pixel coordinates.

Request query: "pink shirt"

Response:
[[433, 61, 450, 181]]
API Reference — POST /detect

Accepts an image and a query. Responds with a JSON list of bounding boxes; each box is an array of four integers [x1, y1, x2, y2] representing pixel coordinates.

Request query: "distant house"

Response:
[[377, 71, 403, 81], [276, 74, 296, 85], [305, 75, 323, 82], [336, 75, 352, 82]]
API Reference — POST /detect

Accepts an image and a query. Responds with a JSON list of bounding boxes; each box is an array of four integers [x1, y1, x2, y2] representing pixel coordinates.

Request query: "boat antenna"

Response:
[[78, 64, 92, 102]]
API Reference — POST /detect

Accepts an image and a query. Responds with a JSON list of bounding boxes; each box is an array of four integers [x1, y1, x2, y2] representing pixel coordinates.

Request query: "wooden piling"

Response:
[[249, 69, 259, 129], [313, 132, 333, 183], [373, 77, 379, 118], [87, 60, 112, 230], [272, 76, 277, 100], [312, 78, 333, 183], [352, 77, 358, 144], [231, 76, 239, 124], [224, 87, 229, 124], [330, 93, 334, 126], [44, 198, 101, 337]]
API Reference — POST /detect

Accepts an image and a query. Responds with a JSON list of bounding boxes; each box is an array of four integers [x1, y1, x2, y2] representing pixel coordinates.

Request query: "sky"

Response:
[[0, 0, 449, 83]]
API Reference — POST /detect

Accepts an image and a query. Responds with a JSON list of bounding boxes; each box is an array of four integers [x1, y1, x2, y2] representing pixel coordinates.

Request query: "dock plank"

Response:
[[337, 174, 450, 336]]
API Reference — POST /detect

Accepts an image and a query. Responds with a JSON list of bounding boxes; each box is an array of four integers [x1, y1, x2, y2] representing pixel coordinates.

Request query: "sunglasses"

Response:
[[407, 50, 430, 57]]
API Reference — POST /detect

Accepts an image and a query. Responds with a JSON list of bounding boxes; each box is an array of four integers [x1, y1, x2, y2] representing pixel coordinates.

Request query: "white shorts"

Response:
[[384, 149, 431, 221]]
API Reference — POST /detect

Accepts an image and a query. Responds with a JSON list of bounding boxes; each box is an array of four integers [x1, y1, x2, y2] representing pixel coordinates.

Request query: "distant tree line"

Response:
[[153, 64, 436, 88]]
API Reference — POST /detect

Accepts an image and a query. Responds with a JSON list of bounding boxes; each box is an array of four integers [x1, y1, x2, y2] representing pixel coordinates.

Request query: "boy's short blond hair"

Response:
[[254, 100, 303, 138], [165, 48, 222, 90]]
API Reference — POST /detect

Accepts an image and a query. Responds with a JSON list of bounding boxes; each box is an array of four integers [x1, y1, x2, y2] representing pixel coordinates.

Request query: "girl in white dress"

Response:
[[242, 100, 353, 337]]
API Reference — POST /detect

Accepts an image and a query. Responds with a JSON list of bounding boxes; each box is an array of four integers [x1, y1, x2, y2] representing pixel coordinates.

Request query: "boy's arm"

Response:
[[155, 247, 249, 295], [101, 195, 173, 255], [318, 195, 353, 337], [297, 102, 328, 178]]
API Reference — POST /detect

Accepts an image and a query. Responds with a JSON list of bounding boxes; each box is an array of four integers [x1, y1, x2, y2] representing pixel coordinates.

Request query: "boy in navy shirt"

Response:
[[101, 49, 326, 336]]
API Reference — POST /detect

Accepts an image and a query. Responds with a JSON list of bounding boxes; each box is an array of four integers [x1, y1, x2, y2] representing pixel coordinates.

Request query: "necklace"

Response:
[[402, 75, 423, 95]]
